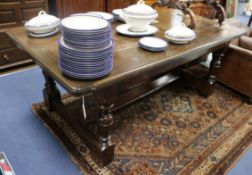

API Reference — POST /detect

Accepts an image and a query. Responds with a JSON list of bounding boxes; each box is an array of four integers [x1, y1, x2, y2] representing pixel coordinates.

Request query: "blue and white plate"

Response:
[[59, 14, 114, 79], [61, 15, 110, 31], [139, 37, 168, 52]]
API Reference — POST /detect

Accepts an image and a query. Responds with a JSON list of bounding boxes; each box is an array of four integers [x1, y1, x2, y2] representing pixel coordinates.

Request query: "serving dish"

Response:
[[121, 0, 158, 32], [165, 23, 196, 44], [112, 9, 124, 22], [116, 24, 158, 37], [25, 11, 60, 34]]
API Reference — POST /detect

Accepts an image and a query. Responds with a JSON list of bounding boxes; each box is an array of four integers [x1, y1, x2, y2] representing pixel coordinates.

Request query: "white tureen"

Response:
[[121, 0, 158, 32], [165, 23, 196, 44], [25, 11, 60, 34]]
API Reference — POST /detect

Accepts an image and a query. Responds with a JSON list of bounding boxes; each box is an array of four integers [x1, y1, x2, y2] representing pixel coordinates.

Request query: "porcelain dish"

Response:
[[165, 23, 196, 44], [25, 11, 60, 34], [116, 24, 158, 37], [139, 37, 168, 52], [112, 9, 125, 22], [121, 0, 158, 32]]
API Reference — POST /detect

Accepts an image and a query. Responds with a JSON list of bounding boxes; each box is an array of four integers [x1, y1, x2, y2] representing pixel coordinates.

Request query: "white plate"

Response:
[[139, 37, 167, 52], [61, 15, 109, 31], [87, 11, 114, 22], [28, 27, 59, 38], [116, 24, 158, 37]]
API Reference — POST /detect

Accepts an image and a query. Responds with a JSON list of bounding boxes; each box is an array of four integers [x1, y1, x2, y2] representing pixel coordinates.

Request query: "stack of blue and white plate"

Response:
[[58, 15, 113, 79]]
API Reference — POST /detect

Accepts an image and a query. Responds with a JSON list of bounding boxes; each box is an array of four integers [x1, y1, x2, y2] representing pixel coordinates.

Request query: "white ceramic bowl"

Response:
[[121, 13, 158, 32]]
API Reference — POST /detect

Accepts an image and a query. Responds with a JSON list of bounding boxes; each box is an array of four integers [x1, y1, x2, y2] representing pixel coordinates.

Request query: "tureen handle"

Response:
[[137, 0, 145, 5], [38, 10, 47, 16]]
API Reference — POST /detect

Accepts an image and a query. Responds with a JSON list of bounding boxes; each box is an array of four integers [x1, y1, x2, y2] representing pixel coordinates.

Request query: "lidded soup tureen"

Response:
[[121, 0, 158, 32], [25, 11, 60, 34], [165, 23, 196, 44]]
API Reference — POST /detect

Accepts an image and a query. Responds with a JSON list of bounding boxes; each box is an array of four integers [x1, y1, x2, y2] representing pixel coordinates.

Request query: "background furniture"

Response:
[[0, 0, 48, 71], [49, 0, 226, 19], [0, 0, 48, 28], [217, 30, 252, 103], [0, 32, 32, 70], [51, 0, 138, 18]]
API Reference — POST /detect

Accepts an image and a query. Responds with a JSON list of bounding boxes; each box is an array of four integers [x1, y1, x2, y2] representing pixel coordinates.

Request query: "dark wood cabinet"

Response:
[[0, 32, 33, 70], [52, 0, 138, 18], [54, 0, 105, 18], [0, 1, 47, 70], [0, 0, 48, 28]]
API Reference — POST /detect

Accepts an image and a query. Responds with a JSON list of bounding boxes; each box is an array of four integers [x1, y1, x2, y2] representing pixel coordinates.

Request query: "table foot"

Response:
[[42, 70, 61, 111]]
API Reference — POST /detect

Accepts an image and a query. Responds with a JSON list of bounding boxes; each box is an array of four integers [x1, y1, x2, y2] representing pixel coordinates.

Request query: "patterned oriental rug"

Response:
[[32, 83, 252, 175]]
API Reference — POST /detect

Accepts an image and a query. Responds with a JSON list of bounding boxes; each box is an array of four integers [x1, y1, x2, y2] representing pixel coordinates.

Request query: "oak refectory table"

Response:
[[7, 9, 246, 166]]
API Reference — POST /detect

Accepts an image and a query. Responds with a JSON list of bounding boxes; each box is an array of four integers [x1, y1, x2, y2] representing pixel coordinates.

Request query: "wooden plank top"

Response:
[[7, 8, 246, 95]]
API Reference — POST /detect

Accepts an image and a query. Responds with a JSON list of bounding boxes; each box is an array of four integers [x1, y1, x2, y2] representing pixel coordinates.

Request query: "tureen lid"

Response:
[[25, 11, 60, 28], [165, 23, 196, 38], [123, 0, 157, 16]]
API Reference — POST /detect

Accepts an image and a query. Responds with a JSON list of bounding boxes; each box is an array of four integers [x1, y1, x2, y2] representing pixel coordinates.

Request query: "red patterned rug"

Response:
[[32, 83, 252, 175]]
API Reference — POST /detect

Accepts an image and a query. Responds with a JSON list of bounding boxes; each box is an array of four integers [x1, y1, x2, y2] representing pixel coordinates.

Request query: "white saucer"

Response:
[[116, 24, 158, 37], [139, 37, 168, 52], [28, 27, 59, 38]]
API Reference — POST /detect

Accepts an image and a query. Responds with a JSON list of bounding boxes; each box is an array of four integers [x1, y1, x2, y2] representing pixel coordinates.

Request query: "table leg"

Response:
[[42, 70, 61, 111], [195, 45, 228, 97], [95, 104, 115, 166], [42, 70, 115, 166]]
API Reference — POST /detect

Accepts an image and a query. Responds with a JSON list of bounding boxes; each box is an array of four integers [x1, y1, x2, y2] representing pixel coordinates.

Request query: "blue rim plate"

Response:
[[61, 15, 110, 32]]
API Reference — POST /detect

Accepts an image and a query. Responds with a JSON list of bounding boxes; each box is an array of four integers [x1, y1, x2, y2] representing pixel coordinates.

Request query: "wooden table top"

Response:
[[7, 8, 246, 95]]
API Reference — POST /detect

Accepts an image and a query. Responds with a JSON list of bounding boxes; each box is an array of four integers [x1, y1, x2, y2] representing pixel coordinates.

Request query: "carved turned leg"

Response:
[[202, 46, 228, 97], [42, 70, 61, 111], [95, 104, 115, 166]]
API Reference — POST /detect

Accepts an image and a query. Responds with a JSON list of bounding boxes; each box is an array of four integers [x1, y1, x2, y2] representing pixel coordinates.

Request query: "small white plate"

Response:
[[28, 27, 59, 38], [87, 11, 114, 22], [116, 24, 158, 37], [139, 37, 168, 52]]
